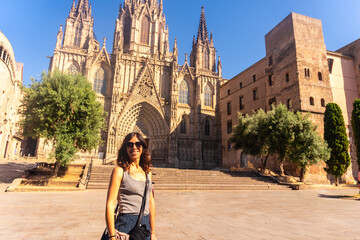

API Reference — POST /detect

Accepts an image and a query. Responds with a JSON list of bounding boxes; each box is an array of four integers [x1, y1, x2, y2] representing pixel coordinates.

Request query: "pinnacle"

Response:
[[196, 6, 209, 44]]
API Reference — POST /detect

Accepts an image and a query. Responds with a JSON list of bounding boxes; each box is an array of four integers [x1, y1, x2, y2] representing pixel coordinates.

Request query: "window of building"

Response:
[[228, 141, 232, 151], [268, 56, 273, 66], [287, 99, 292, 109], [204, 49, 209, 69], [286, 73, 290, 83], [93, 67, 107, 95], [180, 116, 186, 134], [328, 58, 334, 74], [179, 80, 189, 104], [204, 85, 212, 107], [205, 119, 210, 136], [310, 97, 314, 106], [227, 120, 232, 134], [239, 96, 244, 110], [268, 74, 274, 86], [253, 89, 258, 100], [227, 89, 230, 95], [74, 25, 82, 47], [318, 72, 323, 81], [67, 64, 79, 76], [140, 17, 150, 45], [269, 97, 276, 110], [253, 74, 256, 82], [124, 17, 132, 45], [321, 98, 326, 107], [239, 82, 243, 89], [227, 102, 231, 115], [305, 68, 310, 78]]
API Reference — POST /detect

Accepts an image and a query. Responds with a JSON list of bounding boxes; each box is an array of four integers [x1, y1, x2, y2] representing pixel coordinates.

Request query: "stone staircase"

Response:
[[87, 166, 291, 191]]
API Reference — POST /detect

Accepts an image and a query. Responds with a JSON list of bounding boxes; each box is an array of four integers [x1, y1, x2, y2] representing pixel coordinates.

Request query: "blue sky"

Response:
[[1, 0, 360, 86]]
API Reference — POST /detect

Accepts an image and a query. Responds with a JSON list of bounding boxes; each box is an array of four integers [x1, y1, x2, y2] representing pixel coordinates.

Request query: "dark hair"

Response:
[[117, 132, 152, 173]]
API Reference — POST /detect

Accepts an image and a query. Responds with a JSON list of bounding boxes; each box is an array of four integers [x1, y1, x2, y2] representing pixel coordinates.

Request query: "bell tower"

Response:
[[113, 0, 170, 58], [190, 7, 217, 72], [61, 0, 94, 49]]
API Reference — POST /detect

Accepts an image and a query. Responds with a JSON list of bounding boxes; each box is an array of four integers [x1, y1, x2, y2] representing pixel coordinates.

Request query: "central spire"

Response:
[[196, 6, 209, 44]]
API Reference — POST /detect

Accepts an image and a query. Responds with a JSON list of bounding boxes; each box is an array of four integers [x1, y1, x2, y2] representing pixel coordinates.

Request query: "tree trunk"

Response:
[[279, 159, 285, 176], [300, 168, 306, 182], [52, 161, 60, 178], [334, 176, 339, 186], [261, 153, 270, 173]]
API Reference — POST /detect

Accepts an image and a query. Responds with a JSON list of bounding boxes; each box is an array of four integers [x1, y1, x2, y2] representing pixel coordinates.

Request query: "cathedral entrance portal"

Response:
[[117, 102, 169, 162]]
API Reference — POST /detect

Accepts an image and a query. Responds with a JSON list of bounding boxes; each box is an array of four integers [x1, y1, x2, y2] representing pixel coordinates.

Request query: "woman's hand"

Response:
[[151, 233, 157, 240]]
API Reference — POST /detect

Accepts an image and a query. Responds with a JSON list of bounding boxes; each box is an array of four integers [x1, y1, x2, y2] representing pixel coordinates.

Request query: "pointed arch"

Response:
[[140, 16, 150, 45], [74, 23, 82, 47], [204, 83, 212, 107], [124, 16, 132, 46], [179, 80, 189, 104], [67, 63, 80, 75], [93, 67, 107, 95]]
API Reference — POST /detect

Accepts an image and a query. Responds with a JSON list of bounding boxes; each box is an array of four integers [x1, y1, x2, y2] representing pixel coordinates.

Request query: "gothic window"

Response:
[[140, 16, 150, 45], [239, 96, 244, 110], [93, 67, 107, 95], [253, 89, 258, 100], [268, 74, 274, 86], [179, 80, 189, 104], [239, 82, 243, 89], [204, 49, 209, 69], [180, 116, 186, 134], [74, 24, 82, 47], [204, 85, 212, 107], [205, 119, 210, 136], [67, 64, 79, 76], [253, 74, 256, 82], [124, 17, 132, 45]]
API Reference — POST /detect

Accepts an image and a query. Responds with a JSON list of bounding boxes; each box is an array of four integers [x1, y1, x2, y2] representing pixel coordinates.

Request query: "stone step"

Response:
[[87, 166, 290, 191]]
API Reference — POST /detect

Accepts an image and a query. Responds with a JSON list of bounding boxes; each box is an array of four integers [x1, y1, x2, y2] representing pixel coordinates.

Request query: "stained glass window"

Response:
[[67, 64, 79, 76], [204, 85, 212, 107], [140, 17, 150, 45], [74, 25, 82, 47], [93, 68, 107, 95], [179, 80, 189, 104]]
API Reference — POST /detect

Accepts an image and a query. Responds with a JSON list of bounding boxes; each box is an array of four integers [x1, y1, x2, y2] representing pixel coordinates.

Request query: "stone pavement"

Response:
[[0, 189, 360, 240]]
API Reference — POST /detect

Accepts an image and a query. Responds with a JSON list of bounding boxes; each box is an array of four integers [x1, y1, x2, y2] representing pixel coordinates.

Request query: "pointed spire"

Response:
[[75, 0, 91, 19], [217, 56, 222, 77], [160, 0, 163, 12], [196, 6, 209, 44], [173, 38, 178, 62]]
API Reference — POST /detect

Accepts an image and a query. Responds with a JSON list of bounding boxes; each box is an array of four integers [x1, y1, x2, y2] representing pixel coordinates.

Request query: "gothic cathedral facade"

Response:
[[48, 0, 222, 169]]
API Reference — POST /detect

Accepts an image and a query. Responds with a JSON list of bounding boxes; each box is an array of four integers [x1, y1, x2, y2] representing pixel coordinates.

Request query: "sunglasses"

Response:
[[126, 141, 143, 149]]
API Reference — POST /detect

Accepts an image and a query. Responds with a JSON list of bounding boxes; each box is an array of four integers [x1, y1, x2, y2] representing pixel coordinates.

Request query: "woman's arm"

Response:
[[149, 172, 157, 240], [105, 167, 123, 239]]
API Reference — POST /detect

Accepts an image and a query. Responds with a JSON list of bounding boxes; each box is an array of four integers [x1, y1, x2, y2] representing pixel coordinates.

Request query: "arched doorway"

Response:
[[117, 102, 169, 161]]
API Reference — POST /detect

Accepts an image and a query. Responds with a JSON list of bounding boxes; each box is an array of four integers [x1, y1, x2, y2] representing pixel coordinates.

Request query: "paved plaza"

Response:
[[0, 161, 359, 240], [0, 188, 359, 240]]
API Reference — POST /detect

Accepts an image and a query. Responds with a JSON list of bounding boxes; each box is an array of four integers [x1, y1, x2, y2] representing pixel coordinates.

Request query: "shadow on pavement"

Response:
[[318, 194, 360, 200], [0, 162, 36, 184]]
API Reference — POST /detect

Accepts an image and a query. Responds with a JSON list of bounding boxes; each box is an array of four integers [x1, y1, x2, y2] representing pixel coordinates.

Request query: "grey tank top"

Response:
[[118, 171, 153, 215]]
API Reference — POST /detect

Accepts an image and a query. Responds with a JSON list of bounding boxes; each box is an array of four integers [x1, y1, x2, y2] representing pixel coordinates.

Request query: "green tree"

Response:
[[21, 71, 106, 176], [351, 99, 360, 174], [324, 103, 350, 186], [288, 112, 331, 182], [267, 104, 297, 176], [230, 109, 272, 172]]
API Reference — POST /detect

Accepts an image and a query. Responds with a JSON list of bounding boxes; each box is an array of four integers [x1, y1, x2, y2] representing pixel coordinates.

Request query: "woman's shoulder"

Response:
[[112, 166, 124, 177]]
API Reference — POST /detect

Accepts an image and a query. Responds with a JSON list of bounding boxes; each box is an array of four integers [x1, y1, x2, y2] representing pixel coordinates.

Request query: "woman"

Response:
[[105, 132, 157, 240]]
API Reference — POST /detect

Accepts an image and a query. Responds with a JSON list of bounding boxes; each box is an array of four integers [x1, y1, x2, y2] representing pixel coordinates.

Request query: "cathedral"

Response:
[[47, 0, 223, 169]]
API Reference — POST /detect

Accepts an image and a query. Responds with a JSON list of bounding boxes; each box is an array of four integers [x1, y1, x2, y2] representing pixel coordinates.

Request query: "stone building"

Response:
[[43, 0, 222, 169], [0, 31, 24, 160], [220, 13, 359, 183]]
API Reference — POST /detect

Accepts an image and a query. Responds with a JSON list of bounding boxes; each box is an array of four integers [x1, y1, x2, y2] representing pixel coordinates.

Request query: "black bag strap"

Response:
[[136, 173, 149, 227]]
